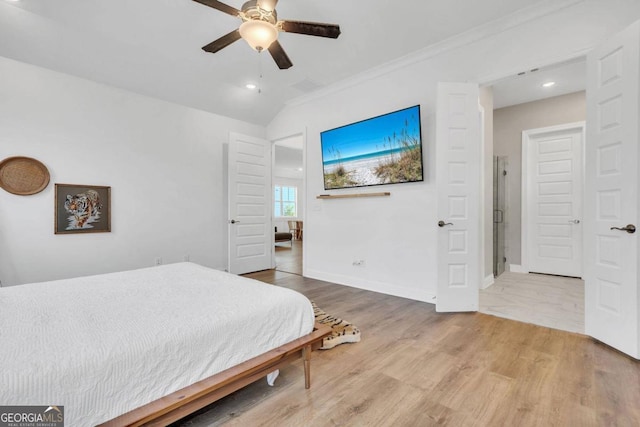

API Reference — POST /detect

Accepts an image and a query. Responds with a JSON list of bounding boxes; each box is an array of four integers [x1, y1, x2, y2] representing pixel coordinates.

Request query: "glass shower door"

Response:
[[493, 156, 507, 277]]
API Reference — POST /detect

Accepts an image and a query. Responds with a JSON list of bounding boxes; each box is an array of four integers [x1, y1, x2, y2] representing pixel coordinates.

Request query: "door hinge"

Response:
[[503, 257, 507, 263], [503, 170, 507, 176]]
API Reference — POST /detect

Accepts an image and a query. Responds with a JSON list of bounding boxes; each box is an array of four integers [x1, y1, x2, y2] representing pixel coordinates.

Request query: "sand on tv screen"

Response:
[[320, 105, 424, 190]]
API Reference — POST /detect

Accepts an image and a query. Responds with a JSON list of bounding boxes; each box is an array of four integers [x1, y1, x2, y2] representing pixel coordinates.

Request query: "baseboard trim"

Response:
[[482, 274, 495, 289], [305, 268, 436, 304], [508, 264, 527, 273]]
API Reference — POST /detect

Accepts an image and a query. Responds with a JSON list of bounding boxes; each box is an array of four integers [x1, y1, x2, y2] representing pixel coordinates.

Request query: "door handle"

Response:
[[229, 219, 240, 224], [438, 220, 453, 227], [610, 224, 636, 234], [568, 219, 580, 224]]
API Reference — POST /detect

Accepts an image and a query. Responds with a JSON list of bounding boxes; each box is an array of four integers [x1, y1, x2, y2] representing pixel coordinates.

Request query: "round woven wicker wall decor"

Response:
[[0, 156, 50, 195]]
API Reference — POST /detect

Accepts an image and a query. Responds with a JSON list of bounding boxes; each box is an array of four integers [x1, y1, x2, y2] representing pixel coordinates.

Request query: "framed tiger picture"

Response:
[[54, 184, 111, 234]]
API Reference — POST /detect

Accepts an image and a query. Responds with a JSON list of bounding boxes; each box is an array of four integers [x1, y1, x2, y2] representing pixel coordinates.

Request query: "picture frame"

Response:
[[320, 105, 424, 190], [54, 184, 111, 234]]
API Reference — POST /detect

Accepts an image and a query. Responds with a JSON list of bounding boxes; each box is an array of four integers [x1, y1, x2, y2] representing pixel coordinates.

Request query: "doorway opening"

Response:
[[481, 57, 586, 333], [272, 134, 304, 276]]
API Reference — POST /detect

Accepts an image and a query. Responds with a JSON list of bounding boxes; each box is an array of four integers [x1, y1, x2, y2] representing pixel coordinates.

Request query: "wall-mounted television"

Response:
[[320, 105, 423, 190]]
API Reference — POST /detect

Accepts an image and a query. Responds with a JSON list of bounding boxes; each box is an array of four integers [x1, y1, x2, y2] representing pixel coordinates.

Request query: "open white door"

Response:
[[228, 132, 272, 275], [436, 82, 481, 312], [585, 21, 640, 359]]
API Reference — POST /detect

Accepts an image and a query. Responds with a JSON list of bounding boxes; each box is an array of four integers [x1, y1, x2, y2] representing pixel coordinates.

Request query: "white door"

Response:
[[585, 21, 640, 359], [228, 132, 272, 274], [436, 82, 481, 312], [523, 124, 584, 277]]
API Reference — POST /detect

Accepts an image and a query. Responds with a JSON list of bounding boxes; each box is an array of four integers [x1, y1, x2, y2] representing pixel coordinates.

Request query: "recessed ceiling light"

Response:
[[297, 167, 303, 171], [542, 81, 556, 88], [245, 83, 257, 90]]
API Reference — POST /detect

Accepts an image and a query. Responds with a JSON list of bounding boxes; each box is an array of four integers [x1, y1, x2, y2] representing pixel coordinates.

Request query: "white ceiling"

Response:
[[491, 57, 587, 109], [1, 0, 556, 125]]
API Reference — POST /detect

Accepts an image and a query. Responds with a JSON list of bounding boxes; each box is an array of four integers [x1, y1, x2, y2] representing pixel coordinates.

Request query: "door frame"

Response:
[[520, 121, 585, 274]]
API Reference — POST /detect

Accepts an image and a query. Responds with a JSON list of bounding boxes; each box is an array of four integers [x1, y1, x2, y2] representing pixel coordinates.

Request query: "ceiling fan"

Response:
[[193, 0, 341, 69]]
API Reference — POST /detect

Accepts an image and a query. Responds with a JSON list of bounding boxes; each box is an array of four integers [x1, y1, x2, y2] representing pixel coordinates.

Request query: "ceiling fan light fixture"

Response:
[[239, 20, 278, 52]]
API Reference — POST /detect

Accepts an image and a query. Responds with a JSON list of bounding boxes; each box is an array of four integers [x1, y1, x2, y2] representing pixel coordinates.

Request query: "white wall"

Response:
[[493, 91, 586, 269], [267, 2, 640, 302], [0, 57, 265, 286]]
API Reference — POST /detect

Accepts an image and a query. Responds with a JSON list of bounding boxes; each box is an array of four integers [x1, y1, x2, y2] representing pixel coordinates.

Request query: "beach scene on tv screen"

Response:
[[321, 105, 423, 189]]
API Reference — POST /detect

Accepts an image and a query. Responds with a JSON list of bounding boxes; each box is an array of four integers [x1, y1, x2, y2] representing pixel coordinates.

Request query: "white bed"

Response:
[[0, 262, 316, 426]]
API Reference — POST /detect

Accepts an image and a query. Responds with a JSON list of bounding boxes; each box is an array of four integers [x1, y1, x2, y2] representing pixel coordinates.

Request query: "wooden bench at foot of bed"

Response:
[[99, 322, 332, 427]]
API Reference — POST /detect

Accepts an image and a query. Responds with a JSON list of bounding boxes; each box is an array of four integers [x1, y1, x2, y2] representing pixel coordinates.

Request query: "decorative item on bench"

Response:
[[275, 226, 293, 246], [0, 156, 50, 195], [311, 301, 361, 349]]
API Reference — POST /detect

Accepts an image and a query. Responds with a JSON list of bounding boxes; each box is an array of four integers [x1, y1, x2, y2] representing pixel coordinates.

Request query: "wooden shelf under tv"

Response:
[[316, 192, 391, 199]]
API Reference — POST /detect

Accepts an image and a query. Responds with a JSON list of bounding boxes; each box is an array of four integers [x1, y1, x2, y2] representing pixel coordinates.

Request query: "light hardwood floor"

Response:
[[275, 240, 302, 276], [480, 272, 584, 334], [275, 242, 585, 334], [176, 270, 640, 427]]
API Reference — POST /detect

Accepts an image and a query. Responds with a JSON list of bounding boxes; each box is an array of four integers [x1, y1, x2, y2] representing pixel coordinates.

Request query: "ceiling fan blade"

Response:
[[192, 0, 240, 17], [202, 29, 242, 53], [257, 0, 278, 12], [268, 40, 293, 70], [280, 20, 341, 39]]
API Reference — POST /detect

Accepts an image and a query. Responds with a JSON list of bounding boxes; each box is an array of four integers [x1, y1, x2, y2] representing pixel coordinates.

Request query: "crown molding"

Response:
[[284, 0, 585, 109]]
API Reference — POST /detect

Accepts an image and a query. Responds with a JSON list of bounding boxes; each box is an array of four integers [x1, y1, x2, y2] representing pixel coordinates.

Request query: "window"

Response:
[[274, 185, 297, 217]]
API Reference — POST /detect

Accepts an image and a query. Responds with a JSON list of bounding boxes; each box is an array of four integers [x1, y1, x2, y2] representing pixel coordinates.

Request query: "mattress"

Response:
[[0, 262, 314, 426]]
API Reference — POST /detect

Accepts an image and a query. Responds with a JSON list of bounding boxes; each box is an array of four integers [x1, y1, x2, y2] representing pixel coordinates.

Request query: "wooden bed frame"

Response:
[[99, 322, 332, 427]]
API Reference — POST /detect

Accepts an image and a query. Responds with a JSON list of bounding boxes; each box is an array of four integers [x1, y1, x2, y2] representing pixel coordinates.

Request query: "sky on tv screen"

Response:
[[321, 105, 421, 165]]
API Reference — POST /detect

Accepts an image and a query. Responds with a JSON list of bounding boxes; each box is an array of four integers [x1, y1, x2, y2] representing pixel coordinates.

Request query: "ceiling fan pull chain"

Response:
[[258, 52, 263, 94]]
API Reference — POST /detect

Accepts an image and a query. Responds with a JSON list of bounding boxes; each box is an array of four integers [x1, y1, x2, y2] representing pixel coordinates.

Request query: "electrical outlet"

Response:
[[155, 257, 163, 266], [183, 254, 190, 262]]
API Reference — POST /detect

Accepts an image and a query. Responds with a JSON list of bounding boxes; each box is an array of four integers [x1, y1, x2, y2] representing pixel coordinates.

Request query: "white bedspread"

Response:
[[0, 263, 314, 426]]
